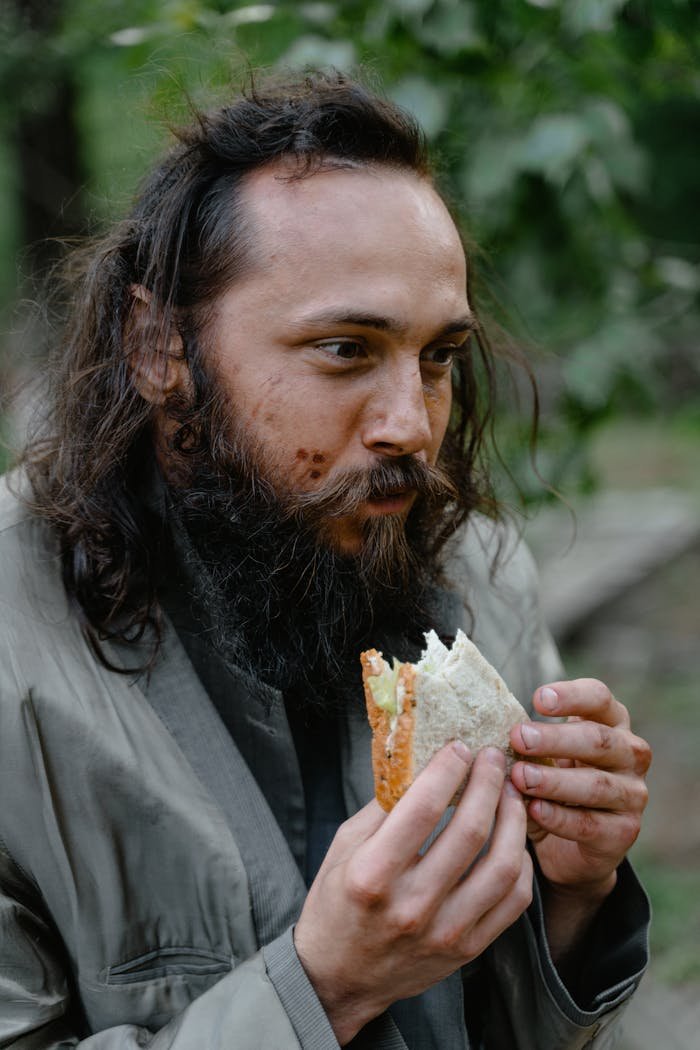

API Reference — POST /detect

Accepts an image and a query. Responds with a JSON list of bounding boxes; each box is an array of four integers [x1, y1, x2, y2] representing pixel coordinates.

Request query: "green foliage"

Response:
[[637, 863, 700, 984], [1, 0, 699, 499]]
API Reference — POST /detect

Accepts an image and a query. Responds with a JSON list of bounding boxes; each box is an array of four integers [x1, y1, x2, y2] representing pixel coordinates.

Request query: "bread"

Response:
[[361, 629, 536, 811]]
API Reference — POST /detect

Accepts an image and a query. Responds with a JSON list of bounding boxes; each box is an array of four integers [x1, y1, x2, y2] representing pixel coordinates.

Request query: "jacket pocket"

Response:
[[106, 946, 232, 985]]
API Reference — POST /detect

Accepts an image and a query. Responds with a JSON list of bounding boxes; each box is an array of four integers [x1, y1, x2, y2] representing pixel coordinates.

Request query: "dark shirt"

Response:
[[284, 698, 346, 885]]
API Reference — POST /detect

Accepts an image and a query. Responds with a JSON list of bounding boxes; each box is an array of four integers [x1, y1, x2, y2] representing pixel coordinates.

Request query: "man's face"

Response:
[[203, 161, 472, 554]]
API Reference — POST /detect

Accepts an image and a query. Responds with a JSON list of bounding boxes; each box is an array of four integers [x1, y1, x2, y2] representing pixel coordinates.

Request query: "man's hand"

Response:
[[509, 680, 651, 963], [294, 744, 532, 1045]]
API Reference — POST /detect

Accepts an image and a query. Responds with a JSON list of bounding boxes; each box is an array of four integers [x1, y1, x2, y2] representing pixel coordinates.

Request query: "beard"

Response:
[[163, 426, 460, 712]]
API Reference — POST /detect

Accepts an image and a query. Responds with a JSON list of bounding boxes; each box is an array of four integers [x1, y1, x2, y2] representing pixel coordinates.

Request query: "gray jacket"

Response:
[[0, 474, 649, 1048]]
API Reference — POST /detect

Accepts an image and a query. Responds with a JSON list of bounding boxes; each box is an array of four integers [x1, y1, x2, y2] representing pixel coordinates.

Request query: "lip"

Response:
[[363, 490, 415, 517]]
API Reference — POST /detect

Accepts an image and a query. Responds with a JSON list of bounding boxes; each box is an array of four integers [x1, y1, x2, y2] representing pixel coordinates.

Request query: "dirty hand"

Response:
[[509, 680, 651, 958], [294, 744, 532, 1045]]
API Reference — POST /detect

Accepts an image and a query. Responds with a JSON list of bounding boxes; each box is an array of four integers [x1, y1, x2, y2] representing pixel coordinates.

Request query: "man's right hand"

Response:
[[293, 743, 532, 1045]]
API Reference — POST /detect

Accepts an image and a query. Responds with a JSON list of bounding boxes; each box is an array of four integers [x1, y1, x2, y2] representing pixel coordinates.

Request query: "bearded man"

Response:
[[0, 72, 651, 1049]]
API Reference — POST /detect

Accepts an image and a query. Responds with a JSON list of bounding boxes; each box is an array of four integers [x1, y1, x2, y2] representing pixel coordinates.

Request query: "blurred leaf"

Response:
[[279, 34, 357, 70], [386, 0, 434, 16], [463, 135, 522, 202], [562, 0, 628, 35], [518, 114, 590, 183], [583, 156, 613, 202], [417, 1, 485, 56], [655, 257, 700, 294], [583, 98, 630, 144], [222, 5, 276, 28], [110, 25, 166, 46], [390, 76, 450, 138], [297, 4, 337, 26], [564, 318, 662, 410]]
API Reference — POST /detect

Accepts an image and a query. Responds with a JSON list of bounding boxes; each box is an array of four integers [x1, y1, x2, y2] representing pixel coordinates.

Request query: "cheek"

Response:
[[293, 448, 330, 484], [246, 379, 359, 488], [248, 374, 305, 431], [426, 385, 453, 457]]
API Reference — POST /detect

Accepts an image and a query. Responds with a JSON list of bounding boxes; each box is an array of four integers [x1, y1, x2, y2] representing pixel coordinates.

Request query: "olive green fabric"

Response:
[[0, 474, 648, 1048]]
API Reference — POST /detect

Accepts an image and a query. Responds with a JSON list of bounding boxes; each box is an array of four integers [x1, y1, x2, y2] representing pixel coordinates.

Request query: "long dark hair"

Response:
[[19, 69, 515, 673]]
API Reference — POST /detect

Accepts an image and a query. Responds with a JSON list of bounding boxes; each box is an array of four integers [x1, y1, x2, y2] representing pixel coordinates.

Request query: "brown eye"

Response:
[[318, 340, 366, 360], [422, 340, 470, 368], [422, 345, 455, 367]]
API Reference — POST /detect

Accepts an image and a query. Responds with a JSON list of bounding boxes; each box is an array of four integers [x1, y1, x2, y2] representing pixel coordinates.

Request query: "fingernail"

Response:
[[484, 746, 505, 768], [451, 740, 471, 763], [522, 763, 542, 788], [537, 800, 552, 821], [504, 780, 522, 799], [520, 724, 541, 750], [540, 687, 558, 712]]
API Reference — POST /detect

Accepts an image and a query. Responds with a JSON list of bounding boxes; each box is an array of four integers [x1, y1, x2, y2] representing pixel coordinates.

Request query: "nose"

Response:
[[361, 364, 434, 460]]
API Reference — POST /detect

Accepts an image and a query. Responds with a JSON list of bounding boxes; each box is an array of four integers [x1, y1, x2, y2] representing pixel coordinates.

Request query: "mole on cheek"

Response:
[[311, 452, 326, 464], [295, 449, 308, 461], [309, 470, 321, 480]]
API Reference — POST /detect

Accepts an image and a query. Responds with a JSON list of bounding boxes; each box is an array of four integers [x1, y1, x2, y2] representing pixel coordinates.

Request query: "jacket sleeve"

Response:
[[469, 856, 650, 1050], [0, 851, 339, 1050]]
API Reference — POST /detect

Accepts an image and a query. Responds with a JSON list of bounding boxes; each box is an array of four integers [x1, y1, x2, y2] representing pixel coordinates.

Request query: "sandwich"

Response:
[[361, 628, 542, 811]]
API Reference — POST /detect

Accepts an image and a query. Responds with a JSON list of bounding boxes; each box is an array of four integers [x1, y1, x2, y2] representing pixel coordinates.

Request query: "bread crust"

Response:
[[361, 650, 416, 812]]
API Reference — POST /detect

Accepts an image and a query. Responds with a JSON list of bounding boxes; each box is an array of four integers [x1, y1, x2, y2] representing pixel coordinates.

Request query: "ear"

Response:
[[126, 285, 192, 405]]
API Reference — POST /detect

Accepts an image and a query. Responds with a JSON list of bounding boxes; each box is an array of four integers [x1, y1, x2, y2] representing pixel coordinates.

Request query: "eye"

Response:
[[315, 340, 367, 361], [421, 340, 470, 368]]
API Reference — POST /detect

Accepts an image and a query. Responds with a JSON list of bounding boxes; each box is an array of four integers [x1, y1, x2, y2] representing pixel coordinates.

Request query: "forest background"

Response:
[[1, 0, 699, 1024], [1, 0, 699, 488]]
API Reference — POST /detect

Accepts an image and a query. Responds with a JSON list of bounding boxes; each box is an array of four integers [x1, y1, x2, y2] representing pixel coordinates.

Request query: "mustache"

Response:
[[281, 456, 458, 527]]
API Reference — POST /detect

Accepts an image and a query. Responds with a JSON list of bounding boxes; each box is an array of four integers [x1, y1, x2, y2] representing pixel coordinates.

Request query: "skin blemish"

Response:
[[311, 452, 326, 463], [295, 449, 309, 461], [309, 469, 322, 480]]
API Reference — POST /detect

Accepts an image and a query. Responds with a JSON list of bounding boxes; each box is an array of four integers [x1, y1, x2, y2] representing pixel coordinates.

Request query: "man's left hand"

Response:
[[509, 680, 651, 919]]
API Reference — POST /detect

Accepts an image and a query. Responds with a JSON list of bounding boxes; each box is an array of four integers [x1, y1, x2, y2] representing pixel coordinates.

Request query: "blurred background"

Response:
[[0, 1, 698, 1044]]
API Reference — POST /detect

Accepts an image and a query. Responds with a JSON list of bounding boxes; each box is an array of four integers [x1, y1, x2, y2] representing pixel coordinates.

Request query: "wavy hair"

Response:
[[20, 69, 515, 672]]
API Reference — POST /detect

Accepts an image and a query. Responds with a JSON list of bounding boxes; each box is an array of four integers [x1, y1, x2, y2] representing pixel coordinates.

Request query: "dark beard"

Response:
[[164, 450, 458, 711]]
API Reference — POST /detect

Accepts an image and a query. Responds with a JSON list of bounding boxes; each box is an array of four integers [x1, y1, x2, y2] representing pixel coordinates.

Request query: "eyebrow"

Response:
[[290, 309, 478, 339]]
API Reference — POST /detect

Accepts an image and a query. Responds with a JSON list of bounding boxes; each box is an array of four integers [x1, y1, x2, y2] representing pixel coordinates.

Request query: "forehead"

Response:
[[237, 160, 468, 298]]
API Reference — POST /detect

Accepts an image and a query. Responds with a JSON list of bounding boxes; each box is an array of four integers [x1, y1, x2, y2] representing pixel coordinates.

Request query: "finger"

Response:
[[511, 761, 649, 815], [533, 680, 630, 728], [510, 719, 651, 775], [466, 849, 534, 953], [526, 813, 548, 843], [527, 799, 642, 854], [370, 742, 474, 872], [434, 841, 533, 961], [417, 749, 510, 887], [330, 798, 388, 849], [315, 800, 388, 877]]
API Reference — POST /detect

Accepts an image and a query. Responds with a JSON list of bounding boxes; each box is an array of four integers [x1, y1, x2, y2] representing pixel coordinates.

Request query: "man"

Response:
[[0, 72, 650, 1048]]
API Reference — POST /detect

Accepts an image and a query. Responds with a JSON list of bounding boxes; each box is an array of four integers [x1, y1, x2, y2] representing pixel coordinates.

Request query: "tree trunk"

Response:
[[12, 0, 87, 274]]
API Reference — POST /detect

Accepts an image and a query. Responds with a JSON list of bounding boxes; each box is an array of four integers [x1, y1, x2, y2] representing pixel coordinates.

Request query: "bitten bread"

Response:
[[361, 629, 539, 811]]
